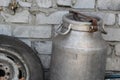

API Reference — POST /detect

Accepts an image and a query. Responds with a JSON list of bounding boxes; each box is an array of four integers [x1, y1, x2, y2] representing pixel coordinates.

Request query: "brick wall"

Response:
[[0, 0, 120, 80]]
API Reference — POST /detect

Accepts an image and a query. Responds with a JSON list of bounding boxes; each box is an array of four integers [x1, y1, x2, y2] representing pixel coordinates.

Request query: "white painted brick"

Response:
[[1, 10, 31, 24], [36, 0, 52, 8], [82, 12, 115, 25], [36, 11, 68, 24], [39, 55, 51, 69], [102, 27, 120, 41], [0, 24, 12, 36], [98, 0, 120, 10], [30, 26, 52, 38], [13, 26, 32, 38], [33, 41, 52, 54], [106, 57, 120, 70], [0, 0, 11, 7], [13, 25, 52, 38], [73, 0, 95, 8], [115, 43, 120, 56], [98, 13, 115, 25], [18, 1, 32, 7], [118, 14, 120, 25], [20, 39, 31, 47], [107, 45, 113, 56], [57, 0, 72, 6], [0, 15, 4, 23]]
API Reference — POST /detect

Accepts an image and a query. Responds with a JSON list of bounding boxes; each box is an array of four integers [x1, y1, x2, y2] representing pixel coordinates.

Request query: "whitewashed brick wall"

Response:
[[0, 0, 120, 80]]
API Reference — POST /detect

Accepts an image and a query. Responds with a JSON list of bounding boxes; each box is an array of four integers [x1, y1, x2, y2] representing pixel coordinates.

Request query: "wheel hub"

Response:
[[0, 53, 28, 80], [0, 63, 11, 80]]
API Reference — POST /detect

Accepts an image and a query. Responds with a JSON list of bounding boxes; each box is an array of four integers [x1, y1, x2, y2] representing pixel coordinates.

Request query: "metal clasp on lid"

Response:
[[69, 10, 98, 32]]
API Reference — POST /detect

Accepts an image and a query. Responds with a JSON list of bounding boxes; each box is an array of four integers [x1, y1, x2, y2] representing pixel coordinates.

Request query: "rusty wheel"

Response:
[[0, 35, 43, 80]]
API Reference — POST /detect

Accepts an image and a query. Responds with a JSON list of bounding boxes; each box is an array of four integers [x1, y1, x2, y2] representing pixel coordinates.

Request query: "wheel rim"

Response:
[[0, 48, 30, 80]]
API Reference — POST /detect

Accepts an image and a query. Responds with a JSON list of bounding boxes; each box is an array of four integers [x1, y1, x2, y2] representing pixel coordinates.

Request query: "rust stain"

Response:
[[0, 7, 3, 11], [19, 77, 25, 80], [0, 77, 4, 80], [0, 77, 25, 80]]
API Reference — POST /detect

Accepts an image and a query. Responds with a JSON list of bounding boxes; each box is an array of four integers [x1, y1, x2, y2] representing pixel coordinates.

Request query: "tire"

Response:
[[0, 35, 43, 80]]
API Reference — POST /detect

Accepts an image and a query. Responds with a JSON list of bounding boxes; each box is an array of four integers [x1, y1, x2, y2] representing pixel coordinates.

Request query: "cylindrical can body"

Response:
[[50, 13, 108, 80]]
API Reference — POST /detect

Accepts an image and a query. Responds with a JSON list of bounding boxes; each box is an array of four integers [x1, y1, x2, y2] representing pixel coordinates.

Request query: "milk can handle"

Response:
[[56, 23, 72, 35]]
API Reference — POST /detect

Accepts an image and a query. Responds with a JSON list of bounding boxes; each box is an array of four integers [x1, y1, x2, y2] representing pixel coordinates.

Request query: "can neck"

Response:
[[63, 14, 102, 32]]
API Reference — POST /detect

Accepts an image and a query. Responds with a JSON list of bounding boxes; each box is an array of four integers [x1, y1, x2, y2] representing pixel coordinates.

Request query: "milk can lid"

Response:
[[63, 10, 102, 32]]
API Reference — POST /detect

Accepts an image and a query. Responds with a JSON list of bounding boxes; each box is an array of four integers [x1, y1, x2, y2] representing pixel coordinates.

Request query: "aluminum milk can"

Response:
[[50, 10, 108, 80]]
